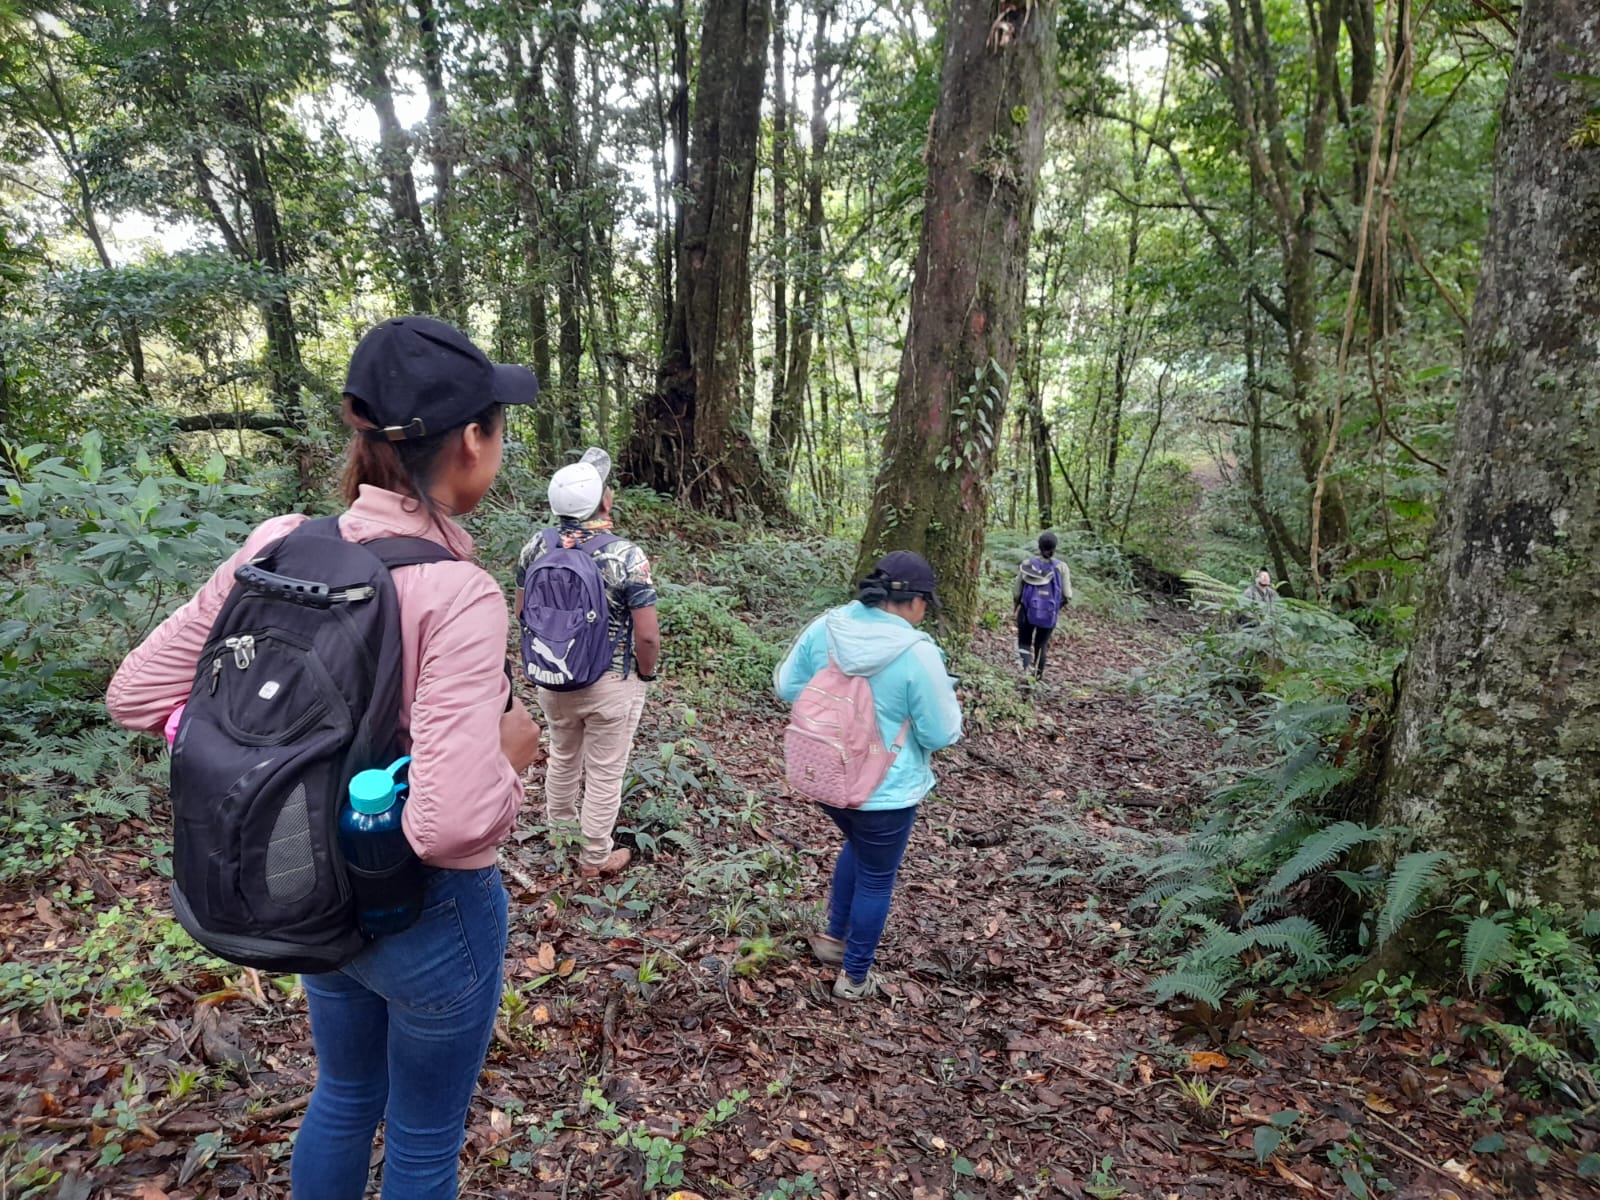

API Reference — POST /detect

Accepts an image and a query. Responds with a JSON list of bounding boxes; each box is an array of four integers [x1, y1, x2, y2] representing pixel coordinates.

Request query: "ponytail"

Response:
[[857, 568, 891, 608], [339, 395, 504, 523]]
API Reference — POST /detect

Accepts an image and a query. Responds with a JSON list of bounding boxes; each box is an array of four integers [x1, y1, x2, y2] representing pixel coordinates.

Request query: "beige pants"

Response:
[[536, 673, 649, 866]]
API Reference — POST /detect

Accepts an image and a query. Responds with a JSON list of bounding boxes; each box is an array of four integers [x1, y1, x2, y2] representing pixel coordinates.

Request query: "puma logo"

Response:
[[531, 636, 574, 678]]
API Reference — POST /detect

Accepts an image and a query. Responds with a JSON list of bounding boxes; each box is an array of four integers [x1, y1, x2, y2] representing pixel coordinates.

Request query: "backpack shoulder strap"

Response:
[[368, 537, 457, 569], [288, 515, 455, 570]]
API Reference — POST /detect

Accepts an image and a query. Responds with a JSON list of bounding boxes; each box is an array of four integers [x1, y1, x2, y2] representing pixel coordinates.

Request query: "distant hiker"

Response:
[[107, 316, 543, 1198], [775, 551, 963, 1001], [1244, 567, 1279, 606], [1014, 532, 1073, 679], [516, 447, 660, 880]]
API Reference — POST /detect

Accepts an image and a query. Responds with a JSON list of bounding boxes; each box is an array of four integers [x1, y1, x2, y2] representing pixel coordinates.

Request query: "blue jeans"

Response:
[[292, 865, 509, 1200], [822, 804, 919, 981]]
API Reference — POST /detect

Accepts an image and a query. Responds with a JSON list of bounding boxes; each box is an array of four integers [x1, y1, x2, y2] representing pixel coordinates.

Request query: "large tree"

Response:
[[622, 0, 787, 519], [855, 0, 1057, 633], [1380, 0, 1600, 907]]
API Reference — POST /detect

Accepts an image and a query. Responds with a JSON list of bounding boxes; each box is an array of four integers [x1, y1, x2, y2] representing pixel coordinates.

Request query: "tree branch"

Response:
[[172, 411, 290, 435]]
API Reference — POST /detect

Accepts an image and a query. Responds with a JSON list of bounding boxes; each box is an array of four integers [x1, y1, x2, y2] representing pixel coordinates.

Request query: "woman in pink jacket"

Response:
[[107, 317, 542, 1199]]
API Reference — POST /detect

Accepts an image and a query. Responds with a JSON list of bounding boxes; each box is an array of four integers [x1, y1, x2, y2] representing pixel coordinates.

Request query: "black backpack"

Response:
[[168, 517, 454, 973]]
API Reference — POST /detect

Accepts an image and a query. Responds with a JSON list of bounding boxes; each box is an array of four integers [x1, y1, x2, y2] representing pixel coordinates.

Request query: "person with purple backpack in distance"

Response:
[[516, 448, 660, 879], [1014, 531, 1072, 680], [774, 551, 963, 1000]]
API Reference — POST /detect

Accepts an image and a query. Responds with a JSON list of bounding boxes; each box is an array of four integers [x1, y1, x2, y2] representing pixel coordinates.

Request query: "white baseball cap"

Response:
[[548, 447, 613, 518]]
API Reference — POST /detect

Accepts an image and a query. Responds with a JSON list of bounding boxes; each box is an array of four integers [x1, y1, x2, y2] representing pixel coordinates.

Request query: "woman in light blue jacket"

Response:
[[774, 551, 963, 1000]]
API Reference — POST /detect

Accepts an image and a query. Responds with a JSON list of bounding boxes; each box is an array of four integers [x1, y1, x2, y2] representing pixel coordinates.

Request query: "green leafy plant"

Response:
[[1442, 874, 1600, 1104]]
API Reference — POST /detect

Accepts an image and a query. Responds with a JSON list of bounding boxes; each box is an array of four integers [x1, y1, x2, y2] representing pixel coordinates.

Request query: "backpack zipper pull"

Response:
[[226, 635, 256, 669], [209, 657, 223, 693]]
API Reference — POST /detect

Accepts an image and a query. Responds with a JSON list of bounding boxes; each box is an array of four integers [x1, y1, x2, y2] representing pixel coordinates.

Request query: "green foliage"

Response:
[[656, 583, 783, 709], [0, 895, 228, 1022], [582, 1078, 748, 1192], [0, 435, 262, 698], [1114, 579, 1438, 1008], [1342, 970, 1429, 1035], [1119, 453, 1201, 572], [1443, 874, 1600, 1103], [1375, 851, 1451, 947]]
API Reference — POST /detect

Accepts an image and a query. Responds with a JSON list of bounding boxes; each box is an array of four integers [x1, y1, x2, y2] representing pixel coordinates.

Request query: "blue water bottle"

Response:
[[340, 756, 424, 937]]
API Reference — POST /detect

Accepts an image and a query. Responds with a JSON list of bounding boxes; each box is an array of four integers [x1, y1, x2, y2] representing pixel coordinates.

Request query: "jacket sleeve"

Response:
[[403, 568, 524, 864], [106, 514, 307, 732], [905, 640, 963, 751], [773, 613, 828, 704], [1012, 561, 1025, 603], [1057, 560, 1073, 604]]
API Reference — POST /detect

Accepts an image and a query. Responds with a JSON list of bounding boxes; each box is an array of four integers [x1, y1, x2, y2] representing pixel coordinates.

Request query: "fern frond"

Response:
[[1138, 882, 1229, 922], [1582, 910, 1600, 939], [1257, 821, 1386, 902], [1463, 915, 1515, 988], [1241, 916, 1331, 968], [1376, 851, 1451, 946], [1150, 968, 1228, 1008], [1280, 762, 1356, 805]]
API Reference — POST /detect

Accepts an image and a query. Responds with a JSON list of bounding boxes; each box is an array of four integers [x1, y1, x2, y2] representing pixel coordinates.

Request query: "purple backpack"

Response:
[[519, 529, 623, 690], [1020, 557, 1064, 629]]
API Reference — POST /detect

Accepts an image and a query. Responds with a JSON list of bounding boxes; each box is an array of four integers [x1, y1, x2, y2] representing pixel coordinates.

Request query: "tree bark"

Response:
[[1205, 0, 1350, 581], [351, 0, 435, 315], [771, 0, 833, 479], [1379, 0, 1600, 908], [412, 0, 465, 323], [622, 0, 788, 520], [855, 0, 1057, 637], [768, 0, 790, 461], [554, 9, 585, 451]]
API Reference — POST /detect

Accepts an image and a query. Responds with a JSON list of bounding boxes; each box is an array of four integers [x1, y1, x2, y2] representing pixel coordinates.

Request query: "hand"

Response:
[[500, 702, 543, 774]]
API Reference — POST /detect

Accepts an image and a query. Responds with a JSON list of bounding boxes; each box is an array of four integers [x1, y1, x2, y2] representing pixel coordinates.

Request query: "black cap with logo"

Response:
[[344, 316, 539, 441]]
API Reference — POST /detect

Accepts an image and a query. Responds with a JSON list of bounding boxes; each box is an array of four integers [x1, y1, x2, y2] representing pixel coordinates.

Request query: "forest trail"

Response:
[[0, 609, 1545, 1199]]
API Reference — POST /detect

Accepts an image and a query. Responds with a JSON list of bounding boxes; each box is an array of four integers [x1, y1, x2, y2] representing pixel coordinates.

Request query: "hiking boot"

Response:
[[808, 933, 845, 966], [832, 971, 881, 1002], [578, 848, 631, 879]]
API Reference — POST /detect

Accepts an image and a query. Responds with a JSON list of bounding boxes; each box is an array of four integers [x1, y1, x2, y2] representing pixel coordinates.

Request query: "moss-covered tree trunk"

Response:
[[855, 0, 1056, 635], [622, 0, 789, 520], [1379, 0, 1600, 908]]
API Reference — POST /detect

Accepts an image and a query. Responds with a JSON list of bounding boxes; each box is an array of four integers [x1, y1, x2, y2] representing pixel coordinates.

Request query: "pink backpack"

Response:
[[784, 659, 909, 808]]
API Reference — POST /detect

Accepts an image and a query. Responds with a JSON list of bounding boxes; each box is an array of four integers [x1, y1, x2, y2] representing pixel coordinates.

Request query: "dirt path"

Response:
[[0, 612, 1566, 1198]]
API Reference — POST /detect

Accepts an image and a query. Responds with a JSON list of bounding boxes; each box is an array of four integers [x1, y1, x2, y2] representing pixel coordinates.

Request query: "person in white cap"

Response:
[[514, 448, 660, 878]]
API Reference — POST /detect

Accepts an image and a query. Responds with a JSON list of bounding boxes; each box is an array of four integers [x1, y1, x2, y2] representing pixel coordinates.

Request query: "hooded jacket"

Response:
[[774, 601, 963, 810], [106, 486, 523, 869]]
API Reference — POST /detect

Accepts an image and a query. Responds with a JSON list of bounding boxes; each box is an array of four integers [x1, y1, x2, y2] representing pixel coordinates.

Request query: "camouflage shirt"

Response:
[[515, 518, 658, 675]]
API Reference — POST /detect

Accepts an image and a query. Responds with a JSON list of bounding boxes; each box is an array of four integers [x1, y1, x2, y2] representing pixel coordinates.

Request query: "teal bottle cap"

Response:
[[348, 756, 411, 815]]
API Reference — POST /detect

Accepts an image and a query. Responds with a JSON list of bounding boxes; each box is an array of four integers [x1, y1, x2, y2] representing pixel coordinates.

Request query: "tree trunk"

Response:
[[855, 0, 1057, 637], [1379, 0, 1600, 908], [412, 0, 465, 323], [1212, 0, 1350, 581], [503, 29, 558, 465], [622, 0, 788, 520], [554, 10, 585, 451], [768, 0, 790, 460], [352, 0, 435, 314], [229, 98, 306, 430]]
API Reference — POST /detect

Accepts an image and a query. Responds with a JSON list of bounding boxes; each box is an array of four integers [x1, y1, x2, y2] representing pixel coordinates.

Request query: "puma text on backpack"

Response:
[[784, 659, 909, 808], [1019, 558, 1064, 629], [519, 529, 623, 690], [168, 518, 453, 973]]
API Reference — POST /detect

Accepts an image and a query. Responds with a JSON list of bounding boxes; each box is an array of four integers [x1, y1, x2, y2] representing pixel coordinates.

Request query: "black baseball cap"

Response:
[[874, 549, 940, 606], [343, 316, 539, 441]]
